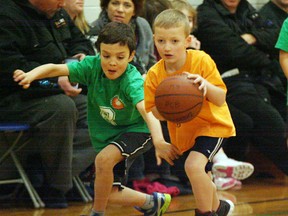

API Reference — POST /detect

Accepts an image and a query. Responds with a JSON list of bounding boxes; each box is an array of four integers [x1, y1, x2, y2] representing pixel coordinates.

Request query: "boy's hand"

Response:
[[154, 140, 181, 166], [13, 69, 32, 89], [183, 72, 207, 96]]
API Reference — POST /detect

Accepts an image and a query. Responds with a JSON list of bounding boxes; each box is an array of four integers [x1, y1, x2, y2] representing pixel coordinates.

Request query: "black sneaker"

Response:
[[195, 209, 218, 216], [216, 200, 234, 216]]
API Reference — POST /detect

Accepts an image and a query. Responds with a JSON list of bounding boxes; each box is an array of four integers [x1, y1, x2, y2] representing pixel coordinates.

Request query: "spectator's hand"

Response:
[[154, 140, 181, 166], [72, 53, 86, 61], [58, 76, 82, 96], [13, 69, 32, 89], [183, 72, 207, 96], [189, 35, 201, 50], [241, 33, 257, 45]]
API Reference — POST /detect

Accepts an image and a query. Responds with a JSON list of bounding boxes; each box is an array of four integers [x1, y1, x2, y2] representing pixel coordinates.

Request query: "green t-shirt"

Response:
[[275, 18, 288, 52], [68, 55, 149, 152]]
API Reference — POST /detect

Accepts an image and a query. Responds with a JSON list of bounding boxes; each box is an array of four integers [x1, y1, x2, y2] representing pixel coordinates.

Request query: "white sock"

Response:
[[141, 195, 154, 210]]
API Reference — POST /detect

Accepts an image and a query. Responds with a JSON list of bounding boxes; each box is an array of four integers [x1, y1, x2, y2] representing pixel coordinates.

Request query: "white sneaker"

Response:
[[212, 158, 254, 180], [214, 177, 237, 190]]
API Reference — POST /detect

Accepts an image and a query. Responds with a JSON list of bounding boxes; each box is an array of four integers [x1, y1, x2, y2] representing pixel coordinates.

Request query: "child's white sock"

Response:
[[140, 194, 154, 210]]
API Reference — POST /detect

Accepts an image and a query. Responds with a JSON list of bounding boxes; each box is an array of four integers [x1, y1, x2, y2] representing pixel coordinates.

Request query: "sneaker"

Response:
[[135, 192, 171, 216], [214, 177, 237, 191], [212, 159, 254, 180], [195, 209, 218, 216], [216, 200, 234, 216]]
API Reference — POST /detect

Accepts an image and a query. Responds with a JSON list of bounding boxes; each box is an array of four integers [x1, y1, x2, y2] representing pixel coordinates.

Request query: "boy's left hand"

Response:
[[183, 72, 207, 96]]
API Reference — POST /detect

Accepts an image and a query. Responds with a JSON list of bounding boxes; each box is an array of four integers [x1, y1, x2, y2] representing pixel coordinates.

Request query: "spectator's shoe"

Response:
[[89, 212, 102, 216], [212, 159, 254, 180], [195, 209, 218, 216], [39, 187, 68, 208], [216, 200, 234, 216], [135, 192, 171, 216], [214, 177, 237, 191]]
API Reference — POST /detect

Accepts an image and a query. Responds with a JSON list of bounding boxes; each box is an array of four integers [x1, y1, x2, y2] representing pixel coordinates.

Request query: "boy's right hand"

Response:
[[13, 69, 32, 89], [154, 140, 181, 166]]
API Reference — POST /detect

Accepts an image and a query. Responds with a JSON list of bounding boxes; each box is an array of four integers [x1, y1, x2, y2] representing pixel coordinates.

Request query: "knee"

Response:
[[184, 160, 203, 179], [95, 152, 114, 172]]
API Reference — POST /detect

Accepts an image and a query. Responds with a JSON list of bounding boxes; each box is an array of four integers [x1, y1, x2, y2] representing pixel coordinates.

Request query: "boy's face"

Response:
[[100, 43, 135, 80], [154, 26, 191, 68]]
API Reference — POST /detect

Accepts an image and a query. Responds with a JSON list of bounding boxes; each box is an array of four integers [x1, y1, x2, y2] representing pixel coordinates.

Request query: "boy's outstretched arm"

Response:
[[13, 64, 69, 89], [136, 100, 181, 166]]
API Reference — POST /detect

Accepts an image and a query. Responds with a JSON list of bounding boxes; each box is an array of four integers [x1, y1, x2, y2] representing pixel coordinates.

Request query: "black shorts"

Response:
[[110, 132, 153, 187], [192, 136, 226, 172]]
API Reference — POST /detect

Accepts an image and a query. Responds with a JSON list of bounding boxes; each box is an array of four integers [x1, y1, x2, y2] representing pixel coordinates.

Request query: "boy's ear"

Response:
[[128, 50, 136, 62], [185, 35, 192, 48]]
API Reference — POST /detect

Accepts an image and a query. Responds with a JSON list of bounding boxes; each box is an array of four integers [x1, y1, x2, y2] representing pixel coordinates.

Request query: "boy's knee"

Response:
[[95, 153, 114, 170]]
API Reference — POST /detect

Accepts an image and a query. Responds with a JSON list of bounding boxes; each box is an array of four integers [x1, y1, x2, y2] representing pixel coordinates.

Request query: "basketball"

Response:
[[155, 75, 204, 123]]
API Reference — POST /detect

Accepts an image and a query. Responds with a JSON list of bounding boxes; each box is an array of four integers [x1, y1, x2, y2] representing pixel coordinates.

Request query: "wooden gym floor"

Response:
[[0, 176, 288, 216]]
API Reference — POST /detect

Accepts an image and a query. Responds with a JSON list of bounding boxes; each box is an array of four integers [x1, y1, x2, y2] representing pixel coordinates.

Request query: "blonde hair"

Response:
[[169, 0, 197, 31], [153, 9, 190, 37], [74, 11, 90, 34]]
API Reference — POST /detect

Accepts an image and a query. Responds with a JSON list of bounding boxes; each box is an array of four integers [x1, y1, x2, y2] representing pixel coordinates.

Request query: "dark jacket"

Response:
[[0, 0, 94, 99], [259, 1, 287, 29], [259, 1, 288, 60], [195, 0, 279, 75]]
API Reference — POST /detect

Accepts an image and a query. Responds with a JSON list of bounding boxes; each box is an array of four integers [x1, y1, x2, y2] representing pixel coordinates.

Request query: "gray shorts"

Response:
[[110, 132, 153, 187]]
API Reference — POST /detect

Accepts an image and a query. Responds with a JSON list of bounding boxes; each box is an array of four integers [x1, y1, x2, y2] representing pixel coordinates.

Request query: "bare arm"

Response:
[[136, 100, 181, 165], [279, 50, 288, 79], [13, 64, 69, 89]]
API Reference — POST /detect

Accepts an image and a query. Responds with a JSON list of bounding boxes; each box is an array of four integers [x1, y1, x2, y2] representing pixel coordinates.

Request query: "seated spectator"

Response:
[[195, 0, 288, 178], [0, 0, 96, 208], [259, 0, 288, 32], [169, 0, 201, 50], [259, 0, 288, 88], [64, 0, 90, 35]]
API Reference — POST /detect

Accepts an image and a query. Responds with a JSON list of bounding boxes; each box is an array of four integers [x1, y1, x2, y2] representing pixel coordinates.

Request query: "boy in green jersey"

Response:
[[14, 22, 180, 216]]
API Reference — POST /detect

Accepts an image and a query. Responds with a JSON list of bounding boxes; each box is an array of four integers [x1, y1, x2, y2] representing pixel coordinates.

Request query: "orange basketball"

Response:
[[155, 75, 204, 123]]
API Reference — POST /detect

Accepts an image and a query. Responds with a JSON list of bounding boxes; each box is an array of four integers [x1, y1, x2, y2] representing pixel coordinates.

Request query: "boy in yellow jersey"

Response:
[[144, 9, 235, 216]]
